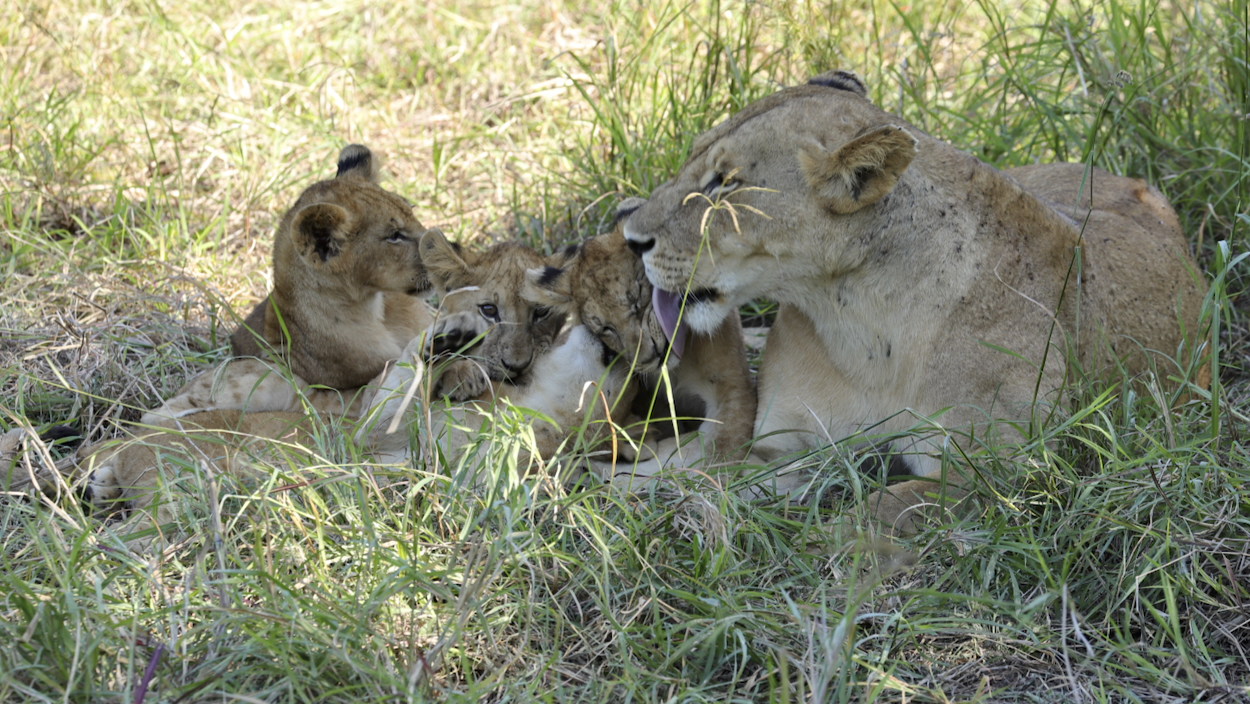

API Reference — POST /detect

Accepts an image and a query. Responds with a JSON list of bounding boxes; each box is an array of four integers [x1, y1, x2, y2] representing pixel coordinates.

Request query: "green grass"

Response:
[[2, 0, 1248, 701]]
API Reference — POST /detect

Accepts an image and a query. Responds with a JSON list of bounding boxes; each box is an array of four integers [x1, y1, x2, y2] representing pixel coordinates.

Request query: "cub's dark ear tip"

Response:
[[40, 424, 83, 448], [808, 70, 868, 97], [336, 144, 373, 177], [537, 266, 564, 287]]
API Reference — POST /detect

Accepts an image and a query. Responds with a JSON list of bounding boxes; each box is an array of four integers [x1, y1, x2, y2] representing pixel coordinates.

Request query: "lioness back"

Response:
[[1006, 163, 1206, 382]]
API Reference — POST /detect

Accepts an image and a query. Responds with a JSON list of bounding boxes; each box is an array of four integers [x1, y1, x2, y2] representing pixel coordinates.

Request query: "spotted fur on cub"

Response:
[[419, 230, 568, 400]]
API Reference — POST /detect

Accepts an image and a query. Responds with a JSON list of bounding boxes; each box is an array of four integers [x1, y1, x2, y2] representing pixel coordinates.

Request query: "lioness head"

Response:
[[274, 144, 430, 298], [524, 198, 680, 373], [420, 230, 566, 383], [621, 70, 918, 335]]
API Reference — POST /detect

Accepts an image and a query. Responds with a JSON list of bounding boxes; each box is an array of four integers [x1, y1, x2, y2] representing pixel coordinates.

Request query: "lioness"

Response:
[[146, 144, 437, 424], [524, 198, 756, 467], [621, 69, 1207, 532]]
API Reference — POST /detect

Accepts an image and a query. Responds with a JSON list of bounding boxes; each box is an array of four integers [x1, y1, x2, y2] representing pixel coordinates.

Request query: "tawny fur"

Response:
[[622, 70, 1208, 533], [13, 323, 635, 548], [146, 144, 435, 424], [523, 222, 756, 468], [420, 231, 568, 400]]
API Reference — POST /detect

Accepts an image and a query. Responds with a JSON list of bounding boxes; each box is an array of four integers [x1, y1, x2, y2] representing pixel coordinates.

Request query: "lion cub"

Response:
[[419, 230, 568, 400], [145, 144, 437, 424], [523, 200, 756, 468]]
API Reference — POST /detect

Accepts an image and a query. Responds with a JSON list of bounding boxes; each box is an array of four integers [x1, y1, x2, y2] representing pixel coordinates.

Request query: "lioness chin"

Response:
[[622, 69, 1208, 533]]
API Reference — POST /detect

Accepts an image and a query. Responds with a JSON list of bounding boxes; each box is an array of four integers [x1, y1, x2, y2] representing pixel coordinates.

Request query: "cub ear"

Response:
[[291, 202, 352, 264], [420, 228, 473, 291], [335, 144, 380, 183], [799, 125, 917, 214], [523, 265, 575, 310]]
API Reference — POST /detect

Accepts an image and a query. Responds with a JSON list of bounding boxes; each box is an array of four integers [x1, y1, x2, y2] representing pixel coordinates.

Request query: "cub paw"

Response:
[[85, 463, 125, 510], [435, 359, 491, 401], [429, 312, 489, 356]]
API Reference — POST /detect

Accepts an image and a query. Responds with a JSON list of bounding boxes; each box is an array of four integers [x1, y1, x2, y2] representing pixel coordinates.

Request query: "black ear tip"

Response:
[[808, 70, 868, 97], [336, 144, 373, 177], [537, 266, 564, 287]]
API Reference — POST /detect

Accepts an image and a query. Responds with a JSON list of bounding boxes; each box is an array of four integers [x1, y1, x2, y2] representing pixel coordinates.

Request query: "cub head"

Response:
[[524, 198, 680, 374], [274, 144, 429, 296], [621, 70, 919, 334], [421, 230, 566, 383]]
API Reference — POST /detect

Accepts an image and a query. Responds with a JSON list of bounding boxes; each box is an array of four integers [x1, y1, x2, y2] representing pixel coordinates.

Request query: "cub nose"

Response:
[[626, 237, 654, 256], [502, 356, 532, 376]]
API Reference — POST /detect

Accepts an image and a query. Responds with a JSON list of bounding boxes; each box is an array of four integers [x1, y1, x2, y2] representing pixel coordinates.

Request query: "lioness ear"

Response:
[[291, 202, 352, 264], [420, 228, 473, 291], [807, 69, 868, 98], [799, 125, 917, 214], [335, 144, 380, 183], [523, 265, 575, 309]]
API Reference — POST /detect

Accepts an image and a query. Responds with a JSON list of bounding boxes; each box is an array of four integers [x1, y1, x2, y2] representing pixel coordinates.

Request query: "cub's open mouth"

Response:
[[651, 287, 692, 359]]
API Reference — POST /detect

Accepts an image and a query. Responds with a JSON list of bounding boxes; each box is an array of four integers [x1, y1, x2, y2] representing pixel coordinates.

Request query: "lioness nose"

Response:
[[626, 237, 654, 256]]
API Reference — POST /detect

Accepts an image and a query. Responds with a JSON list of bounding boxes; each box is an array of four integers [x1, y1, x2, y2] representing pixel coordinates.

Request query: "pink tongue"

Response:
[[651, 287, 689, 360]]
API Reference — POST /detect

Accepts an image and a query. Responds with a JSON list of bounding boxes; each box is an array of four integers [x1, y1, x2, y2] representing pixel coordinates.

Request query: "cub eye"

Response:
[[597, 324, 623, 351], [532, 306, 551, 322], [386, 230, 408, 243], [479, 303, 499, 320]]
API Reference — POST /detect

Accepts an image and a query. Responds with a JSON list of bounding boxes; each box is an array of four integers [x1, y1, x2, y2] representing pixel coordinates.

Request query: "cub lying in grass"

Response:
[[146, 144, 440, 424], [7, 321, 634, 545], [9, 237, 635, 544]]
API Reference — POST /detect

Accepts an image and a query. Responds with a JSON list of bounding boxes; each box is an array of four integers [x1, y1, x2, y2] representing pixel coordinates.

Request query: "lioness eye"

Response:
[[479, 303, 499, 320], [702, 169, 740, 197], [702, 173, 724, 194], [532, 306, 550, 322], [386, 230, 408, 243]]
